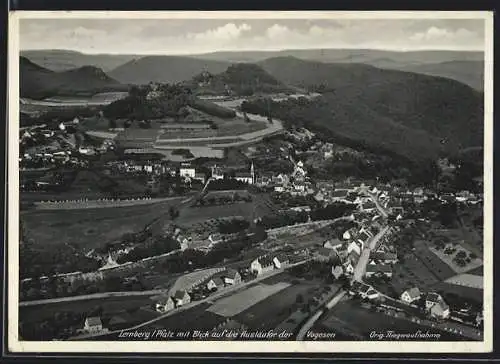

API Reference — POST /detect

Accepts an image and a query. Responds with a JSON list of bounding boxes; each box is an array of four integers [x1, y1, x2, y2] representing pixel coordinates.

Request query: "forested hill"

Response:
[[242, 57, 483, 162], [20, 56, 126, 99]]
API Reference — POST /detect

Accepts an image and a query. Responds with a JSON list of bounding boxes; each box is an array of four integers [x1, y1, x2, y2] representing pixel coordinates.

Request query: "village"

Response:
[[18, 83, 484, 343]]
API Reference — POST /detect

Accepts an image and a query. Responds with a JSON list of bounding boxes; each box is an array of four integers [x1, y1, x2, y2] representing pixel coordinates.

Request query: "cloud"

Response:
[[19, 19, 486, 54], [410, 26, 476, 41], [188, 23, 251, 42]]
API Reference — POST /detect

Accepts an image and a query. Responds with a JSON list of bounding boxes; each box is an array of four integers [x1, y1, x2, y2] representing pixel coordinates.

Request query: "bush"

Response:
[[191, 98, 236, 119]]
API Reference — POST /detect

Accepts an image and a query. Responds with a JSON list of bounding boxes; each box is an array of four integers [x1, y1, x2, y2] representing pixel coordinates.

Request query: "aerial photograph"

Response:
[[16, 15, 486, 344]]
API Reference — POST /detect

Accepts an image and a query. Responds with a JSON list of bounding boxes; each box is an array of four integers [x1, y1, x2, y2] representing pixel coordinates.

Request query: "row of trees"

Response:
[[160, 227, 268, 273], [116, 235, 180, 264]]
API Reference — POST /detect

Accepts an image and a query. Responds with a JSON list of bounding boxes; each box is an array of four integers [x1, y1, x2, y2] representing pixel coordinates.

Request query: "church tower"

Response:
[[250, 161, 255, 184]]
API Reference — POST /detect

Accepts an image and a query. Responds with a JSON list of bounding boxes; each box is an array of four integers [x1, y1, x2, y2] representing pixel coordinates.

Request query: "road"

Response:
[[70, 259, 310, 340], [352, 225, 391, 281], [19, 289, 168, 307], [296, 290, 347, 340], [360, 188, 389, 218]]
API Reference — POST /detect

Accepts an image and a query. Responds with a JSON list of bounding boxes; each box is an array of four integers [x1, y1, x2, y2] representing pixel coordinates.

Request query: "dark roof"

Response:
[[362, 201, 376, 209], [212, 277, 224, 286], [427, 292, 442, 303], [174, 290, 189, 299], [332, 189, 349, 198], [404, 287, 421, 299], [317, 247, 336, 257], [345, 194, 358, 202], [225, 268, 240, 279], [157, 295, 174, 305], [366, 264, 392, 273], [275, 254, 290, 262], [235, 172, 252, 178], [371, 251, 398, 261], [351, 281, 371, 294], [259, 255, 275, 267], [358, 231, 371, 242]]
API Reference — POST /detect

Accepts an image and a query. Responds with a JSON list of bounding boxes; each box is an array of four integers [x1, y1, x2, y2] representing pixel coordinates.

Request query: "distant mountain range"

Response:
[[19, 56, 127, 99], [21, 48, 484, 90], [20, 50, 137, 72], [107, 56, 231, 85]]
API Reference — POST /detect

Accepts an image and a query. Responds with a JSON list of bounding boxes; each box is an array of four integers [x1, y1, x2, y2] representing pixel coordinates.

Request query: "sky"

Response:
[[19, 18, 486, 55]]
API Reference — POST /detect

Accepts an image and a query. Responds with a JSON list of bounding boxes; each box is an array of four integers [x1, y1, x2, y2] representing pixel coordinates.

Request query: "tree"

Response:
[[296, 294, 304, 304], [108, 118, 117, 129]]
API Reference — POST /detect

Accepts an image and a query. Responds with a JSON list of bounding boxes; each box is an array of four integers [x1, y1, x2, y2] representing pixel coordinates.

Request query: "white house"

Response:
[[250, 256, 275, 276], [155, 296, 175, 313], [223, 269, 242, 286], [179, 163, 196, 179], [331, 265, 344, 279], [400, 287, 421, 304], [347, 241, 362, 256], [83, 316, 103, 333]]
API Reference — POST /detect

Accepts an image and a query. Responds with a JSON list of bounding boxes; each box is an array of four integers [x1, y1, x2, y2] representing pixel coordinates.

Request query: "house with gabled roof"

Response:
[[315, 247, 338, 262], [331, 189, 349, 202], [223, 268, 241, 286], [331, 265, 344, 279], [83, 316, 103, 333], [273, 254, 290, 269], [371, 251, 398, 264], [206, 276, 225, 291], [250, 255, 275, 276], [357, 230, 372, 246], [155, 296, 175, 313], [174, 290, 191, 307], [365, 264, 392, 278], [349, 281, 371, 297], [361, 200, 377, 212], [400, 287, 421, 304], [347, 240, 363, 256], [430, 300, 450, 319]]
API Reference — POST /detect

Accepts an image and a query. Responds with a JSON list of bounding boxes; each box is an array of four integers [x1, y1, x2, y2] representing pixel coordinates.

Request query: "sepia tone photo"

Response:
[[7, 11, 493, 353]]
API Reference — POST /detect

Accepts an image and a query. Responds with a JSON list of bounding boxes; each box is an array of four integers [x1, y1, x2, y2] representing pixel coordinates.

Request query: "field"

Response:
[[207, 282, 290, 317], [314, 300, 465, 341], [234, 275, 332, 330], [412, 241, 457, 281], [175, 203, 254, 227], [21, 199, 182, 250], [138, 303, 226, 332], [431, 281, 484, 303], [20, 294, 157, 326]]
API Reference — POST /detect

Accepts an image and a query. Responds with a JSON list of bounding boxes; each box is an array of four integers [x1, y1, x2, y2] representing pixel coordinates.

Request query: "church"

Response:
[[234, 162, 255, 185]]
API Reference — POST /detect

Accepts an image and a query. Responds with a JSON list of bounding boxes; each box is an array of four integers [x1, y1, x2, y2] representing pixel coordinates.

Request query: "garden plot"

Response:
[[429, 242, 483, 275]]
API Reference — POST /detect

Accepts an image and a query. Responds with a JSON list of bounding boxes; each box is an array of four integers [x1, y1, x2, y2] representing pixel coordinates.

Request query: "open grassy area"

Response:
[[315, 300, 466, 341], [21, 199, 182, 250], [207, 282, 291, 317], [20, 294, 157, 326], [234, 276, 327, 330], [176, 203, 254, 227]]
